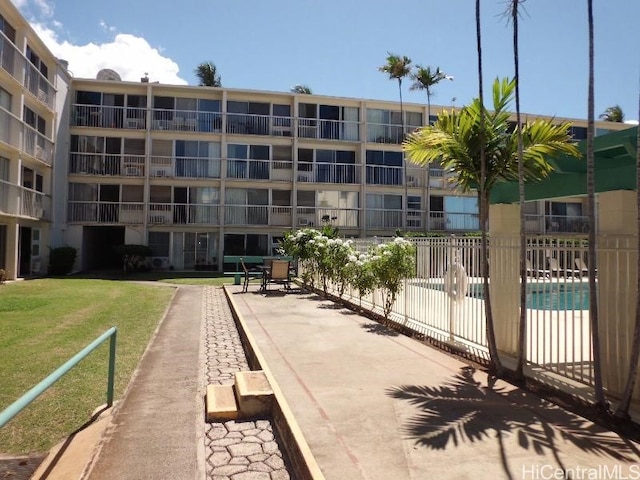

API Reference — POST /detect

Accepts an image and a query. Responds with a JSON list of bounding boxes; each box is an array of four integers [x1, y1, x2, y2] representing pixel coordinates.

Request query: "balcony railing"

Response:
[[295, 207, 360, 229], [226, 113, 292, 137], [0, 180, 50, 219], [298, 118, 359, 141], [70, 153, 146, 177], [524, 214, 590, 234], [23, 125, 54, 166], [24, 62, 55, 109], [227, 159, 270, 180], [366, 209, 403, 229], [429, 212, 480, 231], [296, 163, 360, 184], [146, 203, 221, 225], [149, 155, 221, 179], [0, 109, 24, 152], [224, 205, 269, 225], [365, 165, 403, 186], [366, 123, 421, 144]]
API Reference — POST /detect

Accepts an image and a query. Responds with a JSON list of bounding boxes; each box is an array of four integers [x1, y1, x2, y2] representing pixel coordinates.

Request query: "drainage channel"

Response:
[[203, 286, 292, 479]]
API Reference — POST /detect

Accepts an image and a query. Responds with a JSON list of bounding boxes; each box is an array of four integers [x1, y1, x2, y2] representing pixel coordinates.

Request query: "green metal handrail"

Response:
[[0, 326, 118, 428]]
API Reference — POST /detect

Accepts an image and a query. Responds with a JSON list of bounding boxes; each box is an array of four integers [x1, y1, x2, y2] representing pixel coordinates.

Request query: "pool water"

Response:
[[468, 282, 590, 311]]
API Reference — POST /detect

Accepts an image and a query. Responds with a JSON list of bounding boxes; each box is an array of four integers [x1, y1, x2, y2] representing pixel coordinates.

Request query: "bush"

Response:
[[48, 246, 77, 275]]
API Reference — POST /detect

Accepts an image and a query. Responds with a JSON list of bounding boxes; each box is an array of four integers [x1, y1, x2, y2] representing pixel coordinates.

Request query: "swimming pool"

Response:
[[468, 282, 590, 311]]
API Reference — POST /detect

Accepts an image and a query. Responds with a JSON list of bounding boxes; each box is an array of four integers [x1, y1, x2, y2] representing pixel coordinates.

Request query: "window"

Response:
[[0, 14, 16, 43], [148, 232, 170, 257], [445, 196, 478, 230], [0, 86, 11, 111], [297, 190, 315, 207], [0, 156, 8, 181], [272, 190, 291, 206], [175, 141, 221, 178], [227, 143, 270, 179]]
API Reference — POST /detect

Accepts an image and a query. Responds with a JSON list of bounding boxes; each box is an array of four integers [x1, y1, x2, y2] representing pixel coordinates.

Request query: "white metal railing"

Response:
[[365, 165, 403, 186], [227, 159, 270, 180], [298, 118, 359, 141], [224, 205, 269, 225], [296, 163, 360, 184], [0, 180, 50, 219], [149, 155, 221, 179], [24, 61, 55, 109], [427, 212, 480, 231], [0, 109, 23, 152], [69, 153, 146, 176], [23, 125, 54, 165], [295, 207, 360, 229], [524, 214, 590, 235], [366, 123, 421, 144], [68, 201, 144, 223], [365, 209, 403, 229], [317, 235, 602, 390]]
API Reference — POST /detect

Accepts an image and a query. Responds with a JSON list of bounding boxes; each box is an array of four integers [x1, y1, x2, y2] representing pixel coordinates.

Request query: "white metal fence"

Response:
[[317, 235, 615, 394]]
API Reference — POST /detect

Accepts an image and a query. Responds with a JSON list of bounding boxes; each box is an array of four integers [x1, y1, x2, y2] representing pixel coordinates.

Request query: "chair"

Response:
[[263, 259, 291, 292], [526, 259, 550, 279], [548, 257, 581, 277], [240, 258, 263, 292], [574, 257, 594, 276]]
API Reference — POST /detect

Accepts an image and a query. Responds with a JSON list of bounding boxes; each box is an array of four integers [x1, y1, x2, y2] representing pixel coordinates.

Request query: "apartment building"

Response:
[[0, 0, 630, 279]]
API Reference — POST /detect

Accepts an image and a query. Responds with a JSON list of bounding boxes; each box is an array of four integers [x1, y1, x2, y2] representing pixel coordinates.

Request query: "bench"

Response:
[[223, 255, 294, 285]]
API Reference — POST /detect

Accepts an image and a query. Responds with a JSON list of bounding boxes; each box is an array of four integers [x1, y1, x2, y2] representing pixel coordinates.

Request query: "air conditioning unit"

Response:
[[150, 257, 170, 269], [151, 167, 171, 177], [125, 166, 142, 176], [149, 215, 168, 224]]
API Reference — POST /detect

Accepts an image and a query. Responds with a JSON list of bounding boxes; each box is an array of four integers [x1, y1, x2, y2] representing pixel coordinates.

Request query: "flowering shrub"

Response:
[[280, 229, 416, 318], [369, 237, 416, 319]]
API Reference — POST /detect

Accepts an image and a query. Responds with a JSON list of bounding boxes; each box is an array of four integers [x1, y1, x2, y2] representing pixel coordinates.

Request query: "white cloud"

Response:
[[31, 22, 188, 85], [624, 119, 639, 125]]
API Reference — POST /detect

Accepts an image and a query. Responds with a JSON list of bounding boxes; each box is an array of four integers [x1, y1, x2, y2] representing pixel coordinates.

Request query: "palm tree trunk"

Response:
[[476, 0, 503, 376], [426, 94, 432, 231], [614, 86, 640, 418], [512, 0, 527, 380], [586, 0, 606, 411]]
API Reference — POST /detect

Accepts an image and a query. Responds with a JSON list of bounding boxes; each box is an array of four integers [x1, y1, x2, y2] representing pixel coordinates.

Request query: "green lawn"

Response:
[[0, 278, 180, 454]]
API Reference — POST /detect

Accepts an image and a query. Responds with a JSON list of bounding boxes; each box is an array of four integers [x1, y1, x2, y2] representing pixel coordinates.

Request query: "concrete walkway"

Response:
[[228, 285, 640, 480], [35, 282, 640, 479]]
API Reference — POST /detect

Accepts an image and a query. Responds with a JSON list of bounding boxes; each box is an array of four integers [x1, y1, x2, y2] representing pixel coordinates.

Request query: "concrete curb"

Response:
[[223, 285, 326, 480]]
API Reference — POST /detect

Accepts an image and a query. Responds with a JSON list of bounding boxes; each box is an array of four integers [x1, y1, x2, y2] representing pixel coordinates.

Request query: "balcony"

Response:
[[152, 109, 222, 133], [24, 62, 55, 109], [226, 113, 291, 136], [0, 180, 51, 220], [298, 118, 359, 141], [295, 207, 360, 229], [296, 163, 360, 184], [366, 209, 403, 229], [68, 201, 145, 224], [366, 124, 421, 144], [429, 212, 480, 231], [149, 156, 221, 179], [365, 165, 403, 186], [224, 205, 269, 225], [227, 159, 270, 180], [524, 214, 590, 234], [70, 153, 146, 177]]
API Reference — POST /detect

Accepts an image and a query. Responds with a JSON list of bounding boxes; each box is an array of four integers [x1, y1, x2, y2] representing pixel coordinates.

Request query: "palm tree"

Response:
[[403, 78, 581, 375], [410, 66, 453, 123], [410, 66, 453, 230], [475, 0, 501, 376], [505, 0, 528, 380], [379, 53, 412, 229], [291, 84, 312, 94], [586, 0, 607, 413], [194, 62, 222, 87], [599, 105, 625, 122]]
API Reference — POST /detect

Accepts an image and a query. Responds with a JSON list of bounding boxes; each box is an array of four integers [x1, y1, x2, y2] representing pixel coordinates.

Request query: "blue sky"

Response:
[[14, 0, 640, 122]]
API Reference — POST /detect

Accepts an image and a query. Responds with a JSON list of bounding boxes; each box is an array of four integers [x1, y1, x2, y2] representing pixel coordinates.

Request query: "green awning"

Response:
[[490, 126, 638, 203]]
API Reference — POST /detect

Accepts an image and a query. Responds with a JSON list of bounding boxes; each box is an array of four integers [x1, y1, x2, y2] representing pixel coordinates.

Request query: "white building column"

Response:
[[488, 203, 520, 356], [596, 190, 637, 399]]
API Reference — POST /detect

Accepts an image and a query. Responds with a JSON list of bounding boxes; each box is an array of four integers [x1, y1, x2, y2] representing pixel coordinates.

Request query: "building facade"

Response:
[[0, 0, 630, 279]]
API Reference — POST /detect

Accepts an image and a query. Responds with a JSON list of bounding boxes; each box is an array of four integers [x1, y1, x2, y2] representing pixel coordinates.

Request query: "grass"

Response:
[[0, 277, 179, 454]]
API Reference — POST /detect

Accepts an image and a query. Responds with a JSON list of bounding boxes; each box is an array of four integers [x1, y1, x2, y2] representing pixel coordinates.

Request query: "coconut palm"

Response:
[[291, 84, 312, 94], [475, 0, 500, 375], [599, 105, 625, 122], [586, 0, 606, 413], [504, 0, 528, 380], [410, 66, 453, 124], [403, 77, 581, 375], [379, 53, 412, 229], [194, 61, 222, 87]]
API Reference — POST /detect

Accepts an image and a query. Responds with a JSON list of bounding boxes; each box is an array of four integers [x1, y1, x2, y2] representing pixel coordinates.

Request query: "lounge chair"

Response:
[[548, 257, 582, 277], [574, 257, 595, 276], [526, 259, 550, 279]]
